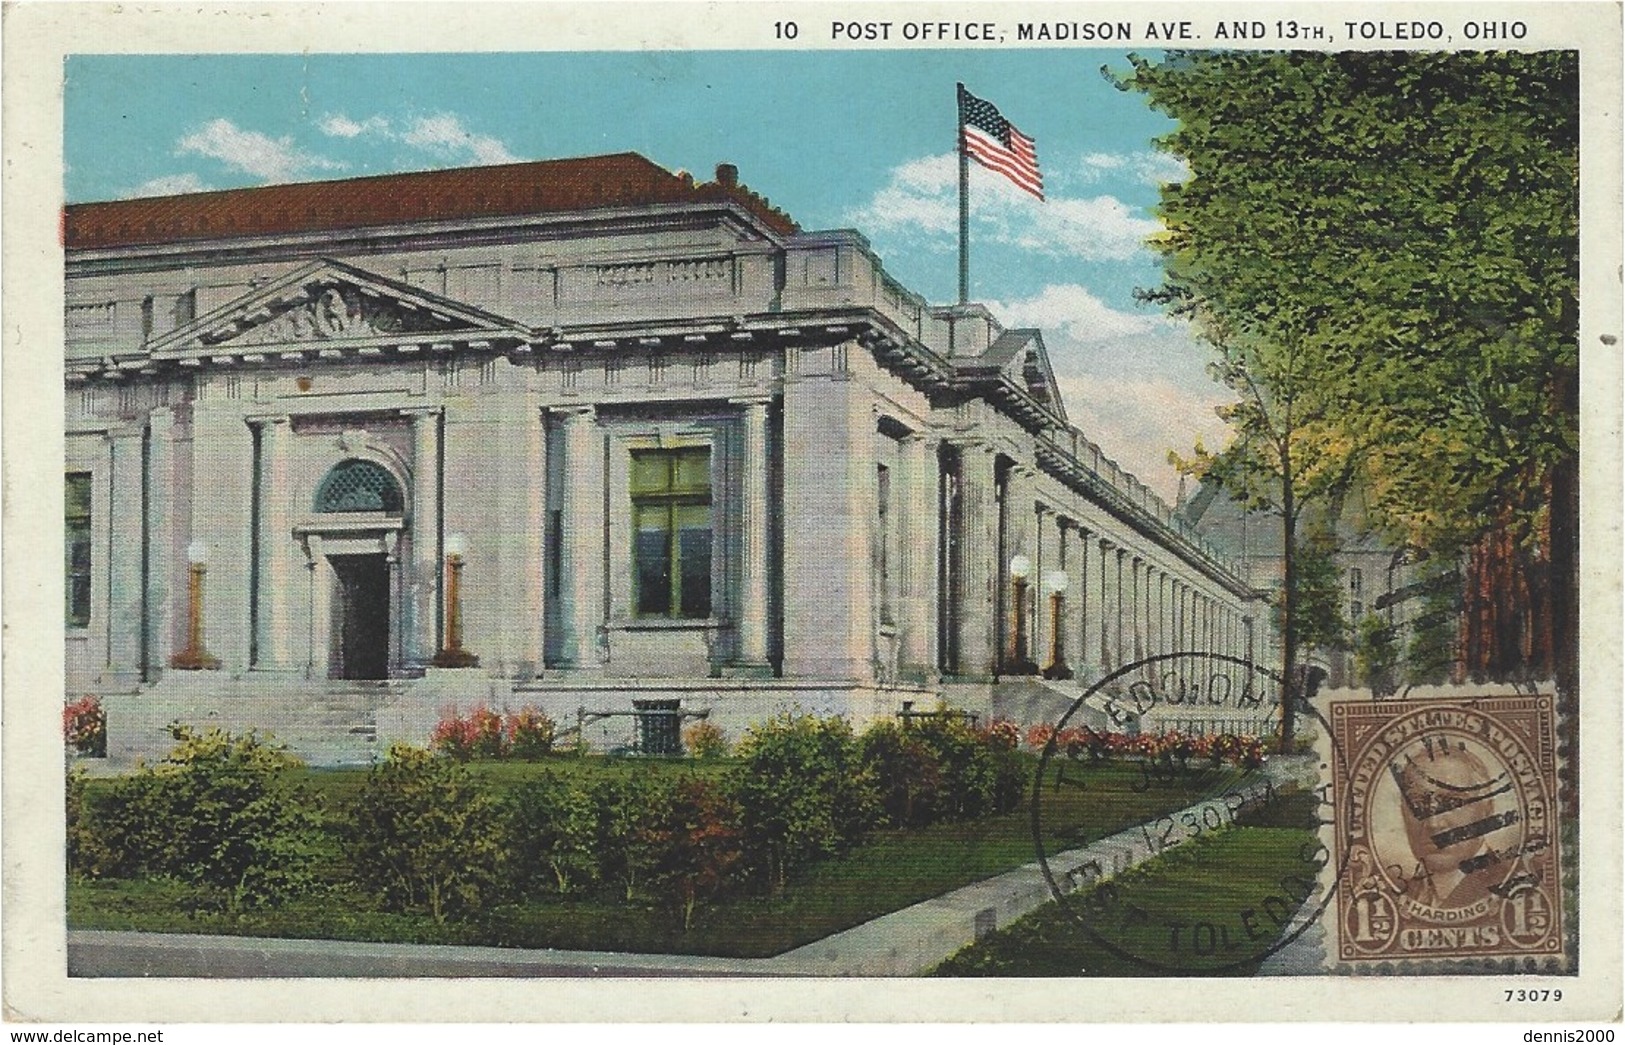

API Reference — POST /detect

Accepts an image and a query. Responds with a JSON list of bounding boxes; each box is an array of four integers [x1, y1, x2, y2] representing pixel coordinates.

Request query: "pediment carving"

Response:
[[210, 284, 466, 348]]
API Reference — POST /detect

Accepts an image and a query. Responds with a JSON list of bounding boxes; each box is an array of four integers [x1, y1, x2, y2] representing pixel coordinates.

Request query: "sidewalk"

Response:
[[69, 757, 1320, 978]]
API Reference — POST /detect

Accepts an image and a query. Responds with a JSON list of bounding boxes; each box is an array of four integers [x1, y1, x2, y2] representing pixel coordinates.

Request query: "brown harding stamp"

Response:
[[1328, 695, 1565, 966]]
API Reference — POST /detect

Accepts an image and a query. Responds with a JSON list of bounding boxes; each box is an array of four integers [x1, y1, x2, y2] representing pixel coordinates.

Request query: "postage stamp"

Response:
[[1326, 695, 1566, 969], [3, 0, 1622, 1028]]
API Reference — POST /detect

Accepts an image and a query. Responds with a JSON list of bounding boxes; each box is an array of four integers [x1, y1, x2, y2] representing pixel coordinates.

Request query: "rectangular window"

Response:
[[630, 446, 712, 619], [65, 472, 92, 627], [1350, 567, 1363, 595]]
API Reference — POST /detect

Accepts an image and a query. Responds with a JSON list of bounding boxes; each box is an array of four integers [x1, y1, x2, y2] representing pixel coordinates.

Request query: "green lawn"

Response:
[[932, 791, 1322, 976], [69, 757, 1257, 958]]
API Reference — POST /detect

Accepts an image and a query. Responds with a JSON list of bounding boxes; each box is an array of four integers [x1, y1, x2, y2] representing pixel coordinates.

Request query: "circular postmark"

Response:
[[1030, 651, 1349, 974]]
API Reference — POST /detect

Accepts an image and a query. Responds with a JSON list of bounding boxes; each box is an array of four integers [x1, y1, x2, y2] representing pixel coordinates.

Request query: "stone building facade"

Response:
[[64, 153, 1269, 761]]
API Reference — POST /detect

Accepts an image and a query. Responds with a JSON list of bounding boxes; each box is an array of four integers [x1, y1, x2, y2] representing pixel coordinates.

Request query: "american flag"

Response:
[[958, 84, 1043, 200]]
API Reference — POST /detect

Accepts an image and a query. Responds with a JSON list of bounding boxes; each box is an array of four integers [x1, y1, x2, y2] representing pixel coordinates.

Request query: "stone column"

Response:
[[1072, 525, 1090, 677], [252, 416, 294, 670], [780, 369, 874, 679], [556, 406, 603, 670], [1155, 569, 1170, 661], [1097, 537, 1117, 671], [189, 399, 253, 673], [105, 427, 146, 685], [406, 408, 442, 668], [302, 534, 330, 679], [145, 408, 176, 676], [953, 442, 999, 679], [735, 397, 772, 670], [1129, 556, 1145, 665], [899, 431, 938, 679], [1114, 548, 1129, 671], [1031, 504, 1050, 667], [489, 388, 546, 678]]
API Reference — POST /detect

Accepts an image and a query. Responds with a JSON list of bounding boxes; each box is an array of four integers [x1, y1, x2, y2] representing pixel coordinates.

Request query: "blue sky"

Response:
[[64, 51, 1234, 499]]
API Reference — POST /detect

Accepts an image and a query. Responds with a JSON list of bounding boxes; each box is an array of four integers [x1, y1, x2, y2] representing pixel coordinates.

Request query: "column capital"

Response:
[[729, 394, 774, 408], [244, 413, 292, 428], [551, 404, 598, 421], [399, 406, 444, 420]]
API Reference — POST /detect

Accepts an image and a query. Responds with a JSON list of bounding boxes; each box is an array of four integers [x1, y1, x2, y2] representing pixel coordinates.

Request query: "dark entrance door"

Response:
[[332, 554, 390, 680]]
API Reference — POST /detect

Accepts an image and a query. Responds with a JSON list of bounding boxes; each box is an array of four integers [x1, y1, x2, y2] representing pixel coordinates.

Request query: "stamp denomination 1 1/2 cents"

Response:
[[1328, 695, 1564, 966]]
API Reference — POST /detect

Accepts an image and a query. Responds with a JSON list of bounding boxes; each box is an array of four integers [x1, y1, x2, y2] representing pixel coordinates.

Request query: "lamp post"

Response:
[[170, 540, 219, 670], [1041, 569, 1073, 680], [432, 532, 479, 668], [1007, 553, 1038, 675]]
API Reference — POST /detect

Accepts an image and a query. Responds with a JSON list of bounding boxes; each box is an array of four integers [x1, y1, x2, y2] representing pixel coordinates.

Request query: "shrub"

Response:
[[504, 772, 598, 896], [977, 720, 1032, 814], [344, 744, 506, 923], [591, 773, 671, 901], [914, 714, 998, 820], [75, 725, 321, 911], [65, 767, 95, 878], [63, 696, 106, 757], [650, 779, 744, 930], [733, 712, 878, 893], [860, 720, 942, 827], [430, 706, 478, 761], [505, 706, 555, 760], [682, 720, 729, 759]]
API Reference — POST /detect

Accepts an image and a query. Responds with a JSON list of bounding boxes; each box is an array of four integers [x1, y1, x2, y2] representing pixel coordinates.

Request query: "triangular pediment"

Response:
[[987, 329, 1069, 424], [149, 258, 529, 357]]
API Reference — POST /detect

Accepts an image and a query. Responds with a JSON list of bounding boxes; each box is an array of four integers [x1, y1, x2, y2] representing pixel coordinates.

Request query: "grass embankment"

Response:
[[70, 758, 1252, 958], [933, 791, 1322, 976]]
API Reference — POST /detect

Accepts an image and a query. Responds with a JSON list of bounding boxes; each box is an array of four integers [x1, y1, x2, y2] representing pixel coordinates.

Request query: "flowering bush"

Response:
[[682, 720, 730, 759], [977, 717, 1021, 752], [505, 707, 555, 760], [1024, 722, 1266, 771], [430, 706, 479, 761], [63, 696, 106, 757], [650, 779, 745, 930], [469, 705, 506, 760]]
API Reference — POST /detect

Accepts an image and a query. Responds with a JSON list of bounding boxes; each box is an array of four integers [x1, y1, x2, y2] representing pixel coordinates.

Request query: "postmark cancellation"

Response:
[[1325, 695, 1567, 971]]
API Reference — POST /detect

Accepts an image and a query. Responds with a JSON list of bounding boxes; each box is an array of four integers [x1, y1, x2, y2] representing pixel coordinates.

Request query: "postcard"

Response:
[[4, 0, 1620, 1025]]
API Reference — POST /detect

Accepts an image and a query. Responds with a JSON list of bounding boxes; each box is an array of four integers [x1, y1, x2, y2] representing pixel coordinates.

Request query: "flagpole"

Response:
[[957, 82, 970, 305]]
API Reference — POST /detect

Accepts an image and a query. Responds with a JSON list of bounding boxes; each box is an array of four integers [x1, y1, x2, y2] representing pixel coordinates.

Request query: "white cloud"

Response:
[[986, 280, 1234, 500], [1073, 149, 1189, 187], [319, 113, 390, 139], [848, 152, 1158, 262], [123, 172, 211, 198], [990, 283, 1162, 341], [176, 118, 342, 182], [400, 114, 518, 165], [1056, 373, 1234, 503], [316, 110, 519, 166]]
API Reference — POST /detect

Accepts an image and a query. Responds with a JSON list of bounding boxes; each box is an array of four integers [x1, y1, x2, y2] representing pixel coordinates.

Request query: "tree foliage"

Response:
[[1121, 50, 1578, 691]]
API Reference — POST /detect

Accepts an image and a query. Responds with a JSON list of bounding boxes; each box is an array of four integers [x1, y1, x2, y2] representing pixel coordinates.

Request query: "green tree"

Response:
[[1353, 612, 1399, 696], [1120, 51, 1578, 698], [1272, 524, 1349, 657]]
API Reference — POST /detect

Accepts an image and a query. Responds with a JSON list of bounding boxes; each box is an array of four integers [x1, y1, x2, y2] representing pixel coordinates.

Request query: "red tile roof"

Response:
[[65, 152, 798, 250]]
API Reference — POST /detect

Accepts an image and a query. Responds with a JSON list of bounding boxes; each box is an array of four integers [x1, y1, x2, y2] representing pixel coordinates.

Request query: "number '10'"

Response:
[[775, 21, 799, 38]]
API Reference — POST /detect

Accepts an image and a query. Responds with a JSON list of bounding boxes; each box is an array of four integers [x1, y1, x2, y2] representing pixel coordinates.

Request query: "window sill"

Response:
[[66, 628, 91, 641], [607, 617, 733, 633]]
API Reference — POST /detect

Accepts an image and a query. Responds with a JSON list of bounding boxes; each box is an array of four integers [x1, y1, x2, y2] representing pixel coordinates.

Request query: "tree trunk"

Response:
[[1279, 482, 1298, 753]]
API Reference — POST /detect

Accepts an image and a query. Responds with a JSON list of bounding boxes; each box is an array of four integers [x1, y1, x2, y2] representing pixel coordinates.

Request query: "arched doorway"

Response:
[[303, 458, 407, 681]]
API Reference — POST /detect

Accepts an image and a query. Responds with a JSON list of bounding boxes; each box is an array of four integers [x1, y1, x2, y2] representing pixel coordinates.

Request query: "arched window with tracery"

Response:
[[314, 459, 404, 514]]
